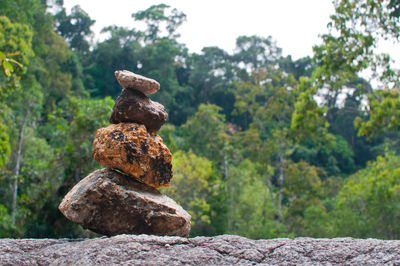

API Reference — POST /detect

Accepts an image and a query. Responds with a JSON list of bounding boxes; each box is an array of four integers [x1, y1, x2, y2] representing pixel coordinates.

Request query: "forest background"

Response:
[[1, 0, 400, 239]]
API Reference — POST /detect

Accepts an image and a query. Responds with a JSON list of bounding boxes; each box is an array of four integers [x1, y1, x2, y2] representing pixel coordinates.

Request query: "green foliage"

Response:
[[313, 0, 400, 137], [54, 5, 95, 53], [187, 47, 236, 119], [0, 204, 18, 237], [161, 150, 221, 236], [283, 161, 324, 236], [47, 96, 113, 178], [291, 135, 355, 177], [157, 124, 179, 153], [303, 205, 333, 238], [132, 4, 186, 42], [279, 56, 314, 80], [0, 123, 10, 167], [0, 16, 32, 67], [291, 77, 330, 143], [0, 15, 33, 100], [178, 104, 228, 163], [227, 159, 286, 239], [11, 128, 57, 236], [334, 150, 400, 239], [0, 14, 33, 177], [139, 38, 192, 124], [355, 89, 400, 137], [233, 35, 281, 70], [83, 26, 141, 98]]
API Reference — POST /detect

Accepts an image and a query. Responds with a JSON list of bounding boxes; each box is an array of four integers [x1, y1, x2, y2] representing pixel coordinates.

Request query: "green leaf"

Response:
[[3, 60, 14, 76], [8, 58, 23, 68]]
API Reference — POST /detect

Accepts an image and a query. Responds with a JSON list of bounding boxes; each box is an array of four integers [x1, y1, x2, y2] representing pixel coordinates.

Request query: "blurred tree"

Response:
[[1, 0, 88, 112], [279, 56, 314, 81], [161, 150, 222, 236], [176, 104, 231, 233], [157, 124, 179, 153], [33, 96, 113, 237], [178, 104, 229, 164], [47, 97, 113, 185], [334, 150, 400, 239], [303, 205, 333, 238], [313, 0, 400, 137], [234, 66, 331, 233], [283, 161, 324, 236], [227, 159, 286, 239], [84, 26, 141, 97], [0, 123, 9, 167], [85, 5, 192, 125], [0, 15, 34, 225], [233, 35, 281, 72], [0, 15, 33, 169], [132, 4, 186, 43], [54, 5, 95, 54], [234, 68, 294, 228], [291, 135, 355, 177], [187, 47, 237, 120], [138, 38, 192, 125], [0, 15, 33, 101]]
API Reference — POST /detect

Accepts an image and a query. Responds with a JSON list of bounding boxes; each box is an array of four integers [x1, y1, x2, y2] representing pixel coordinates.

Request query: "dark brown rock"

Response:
[[115, 70, 160, 95], [93, 123, 173, 188], [2, 235, 400, 265], [58, 168, 191, 237], [110, 88, 167, 134]]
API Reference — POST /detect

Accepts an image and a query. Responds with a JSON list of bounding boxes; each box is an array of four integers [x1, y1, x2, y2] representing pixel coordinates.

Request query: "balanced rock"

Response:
[[115, 70, 160, 95], [110, 89, 167, 133], [58, 168, 191, 237], [93, 123, 172, 188]]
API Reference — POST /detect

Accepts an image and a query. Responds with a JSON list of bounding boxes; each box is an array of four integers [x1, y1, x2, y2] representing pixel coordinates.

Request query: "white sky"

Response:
[[63, 0, 335, 60]]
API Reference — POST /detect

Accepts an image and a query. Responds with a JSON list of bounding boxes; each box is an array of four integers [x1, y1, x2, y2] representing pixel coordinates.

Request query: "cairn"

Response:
[[58, 70, 191, 237]]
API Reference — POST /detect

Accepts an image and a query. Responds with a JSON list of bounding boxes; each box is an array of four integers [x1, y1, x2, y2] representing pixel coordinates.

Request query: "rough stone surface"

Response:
[[93, 123, 172, 188], [115, 70, 160, 95], [58, 168, 190, 237], [1, 235, 400, 265], [110, 88, 167, 133]]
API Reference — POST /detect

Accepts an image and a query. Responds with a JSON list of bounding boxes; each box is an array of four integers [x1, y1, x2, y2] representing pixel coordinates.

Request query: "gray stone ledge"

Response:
[[1, 234, 400, 265]]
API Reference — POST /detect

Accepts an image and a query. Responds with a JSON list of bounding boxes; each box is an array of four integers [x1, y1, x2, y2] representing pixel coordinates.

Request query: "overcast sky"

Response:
[[63, 0, 335, 60]]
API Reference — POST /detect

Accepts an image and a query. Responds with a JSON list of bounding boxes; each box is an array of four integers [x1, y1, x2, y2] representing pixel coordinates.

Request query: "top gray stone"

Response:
[[115, 70, 160, 95]]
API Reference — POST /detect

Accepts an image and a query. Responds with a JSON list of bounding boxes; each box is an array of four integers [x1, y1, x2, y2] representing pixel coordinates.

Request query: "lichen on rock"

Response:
[[93, 123, 172, 188]]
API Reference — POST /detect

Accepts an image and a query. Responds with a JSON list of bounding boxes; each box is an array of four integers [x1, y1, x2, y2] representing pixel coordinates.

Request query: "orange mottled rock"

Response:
[[93, 123, 172, 188]]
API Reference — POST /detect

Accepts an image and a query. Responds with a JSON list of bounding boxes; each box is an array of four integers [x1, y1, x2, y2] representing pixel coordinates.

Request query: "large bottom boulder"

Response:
[[58, 168, 191, 237]]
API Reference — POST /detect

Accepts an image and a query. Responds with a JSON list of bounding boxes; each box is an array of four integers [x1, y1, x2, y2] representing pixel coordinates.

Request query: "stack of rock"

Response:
[[58, 70, 191, 237]]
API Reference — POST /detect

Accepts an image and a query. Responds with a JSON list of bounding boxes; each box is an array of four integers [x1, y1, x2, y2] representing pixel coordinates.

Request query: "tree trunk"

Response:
[[11, 103, 31, 225], [265, 172, 275, 209], [264, 172, 276, 227], [223, 152, 233, 232], [277, 142, 285, 225]]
